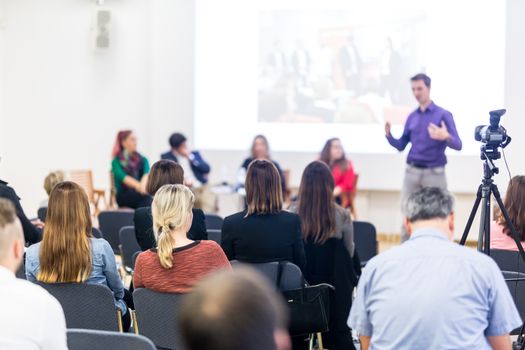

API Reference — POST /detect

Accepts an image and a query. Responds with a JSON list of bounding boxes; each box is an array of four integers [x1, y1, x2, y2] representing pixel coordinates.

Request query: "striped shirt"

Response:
[[133, 240, 231, 293]]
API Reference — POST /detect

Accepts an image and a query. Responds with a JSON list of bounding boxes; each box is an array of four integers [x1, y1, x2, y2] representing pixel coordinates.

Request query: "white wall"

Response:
[[0, 0, 524, 241]]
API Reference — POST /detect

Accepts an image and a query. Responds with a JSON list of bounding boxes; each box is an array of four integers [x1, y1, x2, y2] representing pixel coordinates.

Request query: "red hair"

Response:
[[112, 130, 133, 158]]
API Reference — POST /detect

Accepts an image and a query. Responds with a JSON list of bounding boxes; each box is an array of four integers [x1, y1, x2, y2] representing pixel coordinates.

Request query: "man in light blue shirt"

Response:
[[348, 187, 522, 350]]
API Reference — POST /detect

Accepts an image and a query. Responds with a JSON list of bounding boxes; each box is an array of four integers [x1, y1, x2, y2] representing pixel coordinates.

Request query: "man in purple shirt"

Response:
[[385, 73, 462, 241]]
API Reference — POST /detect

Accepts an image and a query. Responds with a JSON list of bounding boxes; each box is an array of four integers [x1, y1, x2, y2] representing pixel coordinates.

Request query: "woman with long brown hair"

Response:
[[222, 159, 305, 270], [320, 138, 357, 208], [111, 129, 151, 209], [133, 160, 208, 251], [25, 181, 131, 330], [491, 175, 525, 251], [289, 161, 359, 350]]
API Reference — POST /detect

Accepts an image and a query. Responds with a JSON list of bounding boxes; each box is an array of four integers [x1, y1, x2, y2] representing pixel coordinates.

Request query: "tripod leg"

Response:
[[484, 193, 491, 255], [478, 195, 489, 252], [460, 185, 482, 245], [492, 184, 525, 264]]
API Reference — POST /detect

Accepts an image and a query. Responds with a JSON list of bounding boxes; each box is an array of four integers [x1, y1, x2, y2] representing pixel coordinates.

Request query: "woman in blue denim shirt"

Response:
[[25, 181, 131, 330]]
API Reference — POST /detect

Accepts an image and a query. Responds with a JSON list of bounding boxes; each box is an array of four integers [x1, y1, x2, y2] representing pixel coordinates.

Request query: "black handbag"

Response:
[[277, 262, 334, 336]]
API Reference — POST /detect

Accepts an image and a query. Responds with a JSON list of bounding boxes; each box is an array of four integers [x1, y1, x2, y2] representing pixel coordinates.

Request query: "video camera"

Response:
[[474, 109, 511, 160]]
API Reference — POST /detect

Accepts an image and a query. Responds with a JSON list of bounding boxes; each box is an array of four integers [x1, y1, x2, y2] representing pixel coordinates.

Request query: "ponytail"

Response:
[[157, 223, 176, 269]]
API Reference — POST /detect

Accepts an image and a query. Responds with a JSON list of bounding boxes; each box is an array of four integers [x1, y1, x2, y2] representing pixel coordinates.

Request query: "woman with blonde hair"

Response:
[[133, 184, 230, 293], [25, 181, 131, 330]]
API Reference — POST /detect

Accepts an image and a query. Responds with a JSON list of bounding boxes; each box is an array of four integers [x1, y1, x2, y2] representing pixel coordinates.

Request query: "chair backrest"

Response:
[[490, 249, 525, 274], [66, 170, 96, 202], [133, 288, 186, 350], [132, 251, 142, 269], [98, 210, 134, 254], [37, 207, 47, 222], [231, 260, 303, 291], [92, 227, 104, 239], [204, 214, 224, 230], [502, 271, 525, 334], [67, 329, 156, 350], [119, 226, 141, 271], [36, 282, 120, 331], [206, 229, 222, 244], [353, 221, 378, 265]]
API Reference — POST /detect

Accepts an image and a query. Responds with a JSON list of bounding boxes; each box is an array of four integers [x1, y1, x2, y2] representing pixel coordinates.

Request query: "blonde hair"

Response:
[[44, 171, 65, 196], [152, 184, 195, 269], [38, 181, 92, 283]]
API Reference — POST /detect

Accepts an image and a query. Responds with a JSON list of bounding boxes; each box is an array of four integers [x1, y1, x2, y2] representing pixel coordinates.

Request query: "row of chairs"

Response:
[[36, 261, 306, 350]]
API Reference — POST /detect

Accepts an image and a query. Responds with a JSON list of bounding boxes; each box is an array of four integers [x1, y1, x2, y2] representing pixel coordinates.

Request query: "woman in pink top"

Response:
[[490, 175, 525, 251]]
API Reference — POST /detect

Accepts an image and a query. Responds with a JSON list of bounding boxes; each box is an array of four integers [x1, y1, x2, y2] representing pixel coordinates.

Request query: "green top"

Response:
[[111, 155, 150, 194]]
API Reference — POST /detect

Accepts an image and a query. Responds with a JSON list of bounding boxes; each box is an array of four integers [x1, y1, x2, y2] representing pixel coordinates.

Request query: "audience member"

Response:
[[134, 184, 230, 293], [221, 160, 305, 270], [320, 138, 357, 209], [179, 268, 291, 350], [239, 135, 287, 195], [161, 132, 214, 212], [134, 160, 207, 251], [491, 175, 525, 251], [289, 161, 359, 350], [0, 178, 42, 245], [348, 187, 521, 349], [40, 170, 64, 208], [111, 130, 151, 209], [0, 199, 67, 350], [25, 181, 133, 331]]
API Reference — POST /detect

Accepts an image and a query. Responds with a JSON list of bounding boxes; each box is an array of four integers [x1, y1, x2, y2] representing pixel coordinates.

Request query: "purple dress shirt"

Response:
[[386, 102, 462, 167]]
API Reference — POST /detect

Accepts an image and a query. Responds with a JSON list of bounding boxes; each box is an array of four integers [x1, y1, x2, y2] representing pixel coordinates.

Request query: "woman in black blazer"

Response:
[[134, 160, 207, 251], [221, 159, 305, 271]]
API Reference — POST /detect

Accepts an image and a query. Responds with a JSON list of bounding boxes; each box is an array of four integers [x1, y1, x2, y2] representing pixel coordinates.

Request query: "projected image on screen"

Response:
[[258, 10, 425, 126], [195, 0, 505, 154]]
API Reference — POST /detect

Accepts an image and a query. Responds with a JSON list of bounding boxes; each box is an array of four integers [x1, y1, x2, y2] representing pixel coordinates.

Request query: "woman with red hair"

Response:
[[111, 130, 151, 209]]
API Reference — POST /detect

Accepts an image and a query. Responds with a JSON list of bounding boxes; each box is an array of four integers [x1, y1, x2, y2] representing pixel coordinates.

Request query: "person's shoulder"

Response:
[[276, 210, 300, 223], [25, 241, 42, 257], [241, 157, 253, 168], [135, 206, 151, 217], [90, 237, 112, 252], [224, 210, 246, 222], [432, 102, 452, 115], [160, 151, 172, 159], [12, 278, 62, 307], [192, 208, 205, 218], [199, 240, 222, 251]]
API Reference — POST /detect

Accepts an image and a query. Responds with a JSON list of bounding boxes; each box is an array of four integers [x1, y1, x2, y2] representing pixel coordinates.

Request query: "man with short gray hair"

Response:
[[348, 187, 521, 350], [0, 198, 68, 350]]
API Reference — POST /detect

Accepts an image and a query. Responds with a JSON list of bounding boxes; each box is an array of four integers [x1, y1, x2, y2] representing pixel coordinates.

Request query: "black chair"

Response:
[[132, 251, 142, 270], [490, 249, 525, 273], [206, 229, 222, 244], [502, 271, 525, 334], [37, 207, 47, 222], [133, 288, 186, 350], [231, 260, 280, 286], [92, 227, 104, 239], [98, 210, 134, 254], [119, 226, 141, 272], [204, 214, 223, 230], [353, 221, 378, 266], [36, 282, 123, 332], [67, 329, 155, 350]]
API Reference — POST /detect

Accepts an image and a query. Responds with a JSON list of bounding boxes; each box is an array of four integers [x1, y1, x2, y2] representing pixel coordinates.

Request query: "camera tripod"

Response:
[[459, 155, 525, 349]]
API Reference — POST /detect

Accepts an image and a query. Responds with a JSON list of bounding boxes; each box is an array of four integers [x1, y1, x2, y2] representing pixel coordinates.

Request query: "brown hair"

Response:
[[250, 134, 270, 159], [38, 181, 93, 283], [146, 160, 184, 195], [245, 159, 283, 216], [498, 175, 525, 241], [298, 161, 337, 243], [43, 171, 65, 196], [179, 268, 288, 350], [320, 138, 348, 172]]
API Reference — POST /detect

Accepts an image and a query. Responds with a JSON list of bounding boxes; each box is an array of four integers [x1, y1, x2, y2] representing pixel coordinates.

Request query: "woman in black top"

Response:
[[239, 135, 287, 195], [134, 160, 207, 251], [221, 159, 305, 271], [289, 161, 360, 350]]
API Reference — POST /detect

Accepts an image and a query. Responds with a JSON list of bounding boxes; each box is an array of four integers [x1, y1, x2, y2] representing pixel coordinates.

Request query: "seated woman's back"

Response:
[[221, 209, 305, 269], [221, 159, 305, 270], [133, 184, 230, 293], [24, 181, 126, 313], [134, 240, 229, 293]]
